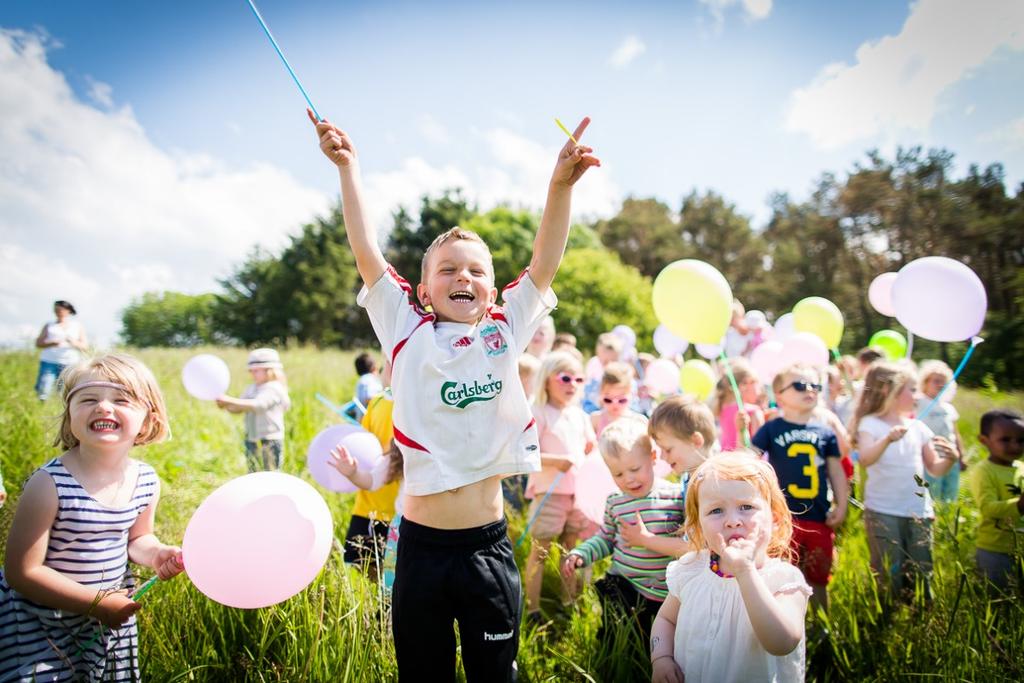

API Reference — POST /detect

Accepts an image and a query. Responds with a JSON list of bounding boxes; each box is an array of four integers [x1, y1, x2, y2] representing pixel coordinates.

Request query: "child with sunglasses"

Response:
[[591, 361, 644, 438], [524, 351, 597, 624], [751, 363, 849, 613]]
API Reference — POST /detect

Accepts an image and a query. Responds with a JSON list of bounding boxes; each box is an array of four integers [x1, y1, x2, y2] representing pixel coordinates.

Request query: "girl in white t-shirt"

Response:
[[848, 362, 958, 600], [34, 300, 88, 400], [523, 351, 597, 623], [650, 453, 811, 683]]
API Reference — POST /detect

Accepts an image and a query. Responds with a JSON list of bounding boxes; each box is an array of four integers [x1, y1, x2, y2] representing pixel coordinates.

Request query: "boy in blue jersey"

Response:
[[752, 363, 849, 612]]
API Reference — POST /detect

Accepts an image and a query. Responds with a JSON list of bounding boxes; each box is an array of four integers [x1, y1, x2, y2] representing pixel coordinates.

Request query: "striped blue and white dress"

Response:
[[0, 458, 157, 682]]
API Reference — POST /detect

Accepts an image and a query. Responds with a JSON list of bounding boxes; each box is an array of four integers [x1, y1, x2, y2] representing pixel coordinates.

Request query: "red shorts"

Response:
[[790, 519, 835, 585]]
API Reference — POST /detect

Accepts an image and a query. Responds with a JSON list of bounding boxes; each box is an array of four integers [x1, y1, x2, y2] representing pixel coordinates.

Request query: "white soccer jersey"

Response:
[[358, 265, 556, 495]]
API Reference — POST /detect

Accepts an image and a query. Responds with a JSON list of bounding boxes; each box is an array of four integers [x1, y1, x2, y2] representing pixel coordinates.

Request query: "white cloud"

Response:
[[414, 113, 451, 145], [785, 0, 1024, 149], [699, 0, 773, 27], [979, 116, 1024, 148], [0, 29, 331, 347], [609, 35, 647, 69]]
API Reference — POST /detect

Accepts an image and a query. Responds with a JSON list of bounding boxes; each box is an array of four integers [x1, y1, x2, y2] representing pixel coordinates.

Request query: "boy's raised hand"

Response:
[[309, 108, 357, 168], [327, 444, 358, 477], [550, 117, 600, 188], [620, 511, 654, 547]]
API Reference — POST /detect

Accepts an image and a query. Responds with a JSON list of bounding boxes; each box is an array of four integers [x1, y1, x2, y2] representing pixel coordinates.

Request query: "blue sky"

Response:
[[2, 0, 1022, 345]]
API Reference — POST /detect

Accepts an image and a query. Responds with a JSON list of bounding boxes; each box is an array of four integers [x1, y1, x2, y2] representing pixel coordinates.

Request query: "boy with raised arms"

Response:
[[310, 110, 599, 681]]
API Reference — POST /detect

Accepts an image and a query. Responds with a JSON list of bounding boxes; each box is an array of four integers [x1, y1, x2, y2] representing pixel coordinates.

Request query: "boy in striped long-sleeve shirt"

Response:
[[562, 415, 686, 642]]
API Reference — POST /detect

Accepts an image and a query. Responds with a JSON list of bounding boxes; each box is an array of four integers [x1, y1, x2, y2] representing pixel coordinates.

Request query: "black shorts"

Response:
[[594, 573, 663, 641], [392, 517, 521, 682], [342, 515, 391, 567]]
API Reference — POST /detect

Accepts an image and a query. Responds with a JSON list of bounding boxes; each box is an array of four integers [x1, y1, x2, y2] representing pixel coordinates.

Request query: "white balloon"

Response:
[[182, 354, 231, 401], [749, 340, 786, 382], [612, 324, 637, 350], [695, 342, 724, 360], [773, 313, 796, 342], [892, 257, 987, 342], [653, 325, 689, 358], [868, 272, 898, 317], [780, 332, 829, 369]]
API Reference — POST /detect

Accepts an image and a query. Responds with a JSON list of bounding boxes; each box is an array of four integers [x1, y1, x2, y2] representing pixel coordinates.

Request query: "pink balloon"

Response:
[[780, 332, 829, 369], [307, 425, 380, 493], [644, 358, 680, 395], [749, 340, 786, 382], [653, 459, 672, 478], [891, 257, 987, 342], [868, 272, 897, 317], [182, 472, 333, 609], [574, 455, 617, 525]]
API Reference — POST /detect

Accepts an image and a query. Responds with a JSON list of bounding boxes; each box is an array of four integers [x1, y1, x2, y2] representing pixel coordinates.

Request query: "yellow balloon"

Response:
[[652, 260, 733, 345], [793, 296, 844, 349], [679, 359, 715, 401]]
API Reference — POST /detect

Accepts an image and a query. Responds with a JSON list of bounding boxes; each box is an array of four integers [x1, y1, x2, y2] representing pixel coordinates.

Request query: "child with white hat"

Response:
[[216, 348, 292, 471]]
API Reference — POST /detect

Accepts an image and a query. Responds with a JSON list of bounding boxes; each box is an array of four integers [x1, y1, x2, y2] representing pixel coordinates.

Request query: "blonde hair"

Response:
[[918, 359, 953, 391], [684, 452, 793, 561], [598, 414, 651, 461], [595, 332, 624, 356], [261, 367, 288, 386], [770, 363, 818, 396], [600, 361, 634, 391], [648, 395, 716, 446], [713, 358, 756, 416], [534, 351, 583, 407], [55, 354, 169, 450], [849, 361, 917, 448], [420, 227, 493, 283]]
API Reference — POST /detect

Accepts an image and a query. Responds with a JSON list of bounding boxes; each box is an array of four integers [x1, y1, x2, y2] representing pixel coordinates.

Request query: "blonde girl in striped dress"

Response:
[[0, 354, 185, 681]]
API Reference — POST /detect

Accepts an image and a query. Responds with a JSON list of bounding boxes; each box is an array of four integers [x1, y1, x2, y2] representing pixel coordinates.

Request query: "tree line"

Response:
[[121, 147, 1023, 388]]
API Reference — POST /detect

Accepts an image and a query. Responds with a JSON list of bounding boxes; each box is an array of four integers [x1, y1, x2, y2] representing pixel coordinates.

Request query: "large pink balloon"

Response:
[[644, 359, 680, 395], [574, 455, 617, 525], [868, 272, 897, 317], [891, 257, 987, 342], [749, 340, 786, 382], [183, 472, 333, 609], [780, 332, 829, 369], [306, 425, 379, 493]]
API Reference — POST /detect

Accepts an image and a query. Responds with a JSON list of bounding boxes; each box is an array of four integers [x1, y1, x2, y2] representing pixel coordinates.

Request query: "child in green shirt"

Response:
[[969, 409, 1024, 591]]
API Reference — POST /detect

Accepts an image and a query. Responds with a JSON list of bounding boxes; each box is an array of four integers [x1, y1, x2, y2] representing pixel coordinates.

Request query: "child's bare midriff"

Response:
[[403, 474, 504, 529]]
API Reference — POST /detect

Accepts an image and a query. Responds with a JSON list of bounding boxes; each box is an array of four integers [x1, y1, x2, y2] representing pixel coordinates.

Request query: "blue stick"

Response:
[[515, 472, 566, 548], [315, 393, 361, 426], [916, 337, 983, 423], [246, 0, 322, 121]]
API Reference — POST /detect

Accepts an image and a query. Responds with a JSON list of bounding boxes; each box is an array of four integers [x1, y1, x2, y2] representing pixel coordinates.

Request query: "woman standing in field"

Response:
[[34, 300, 88, 401]]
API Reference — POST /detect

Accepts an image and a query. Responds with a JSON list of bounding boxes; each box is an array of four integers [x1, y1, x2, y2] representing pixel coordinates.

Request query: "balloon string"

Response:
[[515, 471, 566, 548], [719, 350, 752, 449], [246, 0, 321, 121], [916, 337, 983, 423]]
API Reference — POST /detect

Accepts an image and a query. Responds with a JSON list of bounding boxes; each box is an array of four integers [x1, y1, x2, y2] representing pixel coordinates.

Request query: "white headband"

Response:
[[67, 381, 128, 400]]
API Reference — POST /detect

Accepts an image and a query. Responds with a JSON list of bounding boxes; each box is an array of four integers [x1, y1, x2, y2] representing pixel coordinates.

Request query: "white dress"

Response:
[[666, 550, 811, 683]]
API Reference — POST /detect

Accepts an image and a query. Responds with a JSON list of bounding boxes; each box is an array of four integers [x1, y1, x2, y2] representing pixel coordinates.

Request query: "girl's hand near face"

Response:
[[715, 530, 763, 577]]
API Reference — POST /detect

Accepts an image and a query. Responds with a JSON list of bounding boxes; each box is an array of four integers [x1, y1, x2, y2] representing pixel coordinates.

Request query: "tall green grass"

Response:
[[0, 349, 1021, 681]]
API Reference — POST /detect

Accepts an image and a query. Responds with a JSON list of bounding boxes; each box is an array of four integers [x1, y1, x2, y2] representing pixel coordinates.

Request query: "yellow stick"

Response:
[[554, 118, 579, 146]]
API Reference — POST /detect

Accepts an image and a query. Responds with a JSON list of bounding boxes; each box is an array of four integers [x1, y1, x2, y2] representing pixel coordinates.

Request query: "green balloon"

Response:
[[869, 329, 907, 360]]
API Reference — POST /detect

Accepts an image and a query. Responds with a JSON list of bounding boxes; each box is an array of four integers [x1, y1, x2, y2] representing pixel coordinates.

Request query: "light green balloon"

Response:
[[868, 329, 907, 360]]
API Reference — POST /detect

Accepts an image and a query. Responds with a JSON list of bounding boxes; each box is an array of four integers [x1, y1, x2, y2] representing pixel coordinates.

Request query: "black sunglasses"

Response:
[[783, 380, 822, 393]]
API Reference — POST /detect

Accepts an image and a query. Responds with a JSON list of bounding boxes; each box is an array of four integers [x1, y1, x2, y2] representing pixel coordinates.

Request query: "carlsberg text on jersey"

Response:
[[441, 375, 503, 409]]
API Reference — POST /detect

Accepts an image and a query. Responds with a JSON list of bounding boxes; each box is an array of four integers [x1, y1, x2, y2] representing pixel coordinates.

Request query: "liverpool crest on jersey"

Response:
[[480, 323, 508, 357]]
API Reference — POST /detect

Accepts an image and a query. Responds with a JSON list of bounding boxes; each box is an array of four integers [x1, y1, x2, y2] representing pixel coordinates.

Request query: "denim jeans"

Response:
[[34, 360, 67, 400], [244, 439, 283, 472], [863, 509, 934, 600]]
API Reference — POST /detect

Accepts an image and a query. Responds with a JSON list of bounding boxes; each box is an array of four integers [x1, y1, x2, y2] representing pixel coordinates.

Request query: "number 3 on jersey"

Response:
[[787, 443, 819, 499]]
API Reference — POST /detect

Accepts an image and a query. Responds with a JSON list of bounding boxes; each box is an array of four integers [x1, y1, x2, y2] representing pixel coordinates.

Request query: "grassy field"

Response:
[[0, 347, 1022, 682]]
